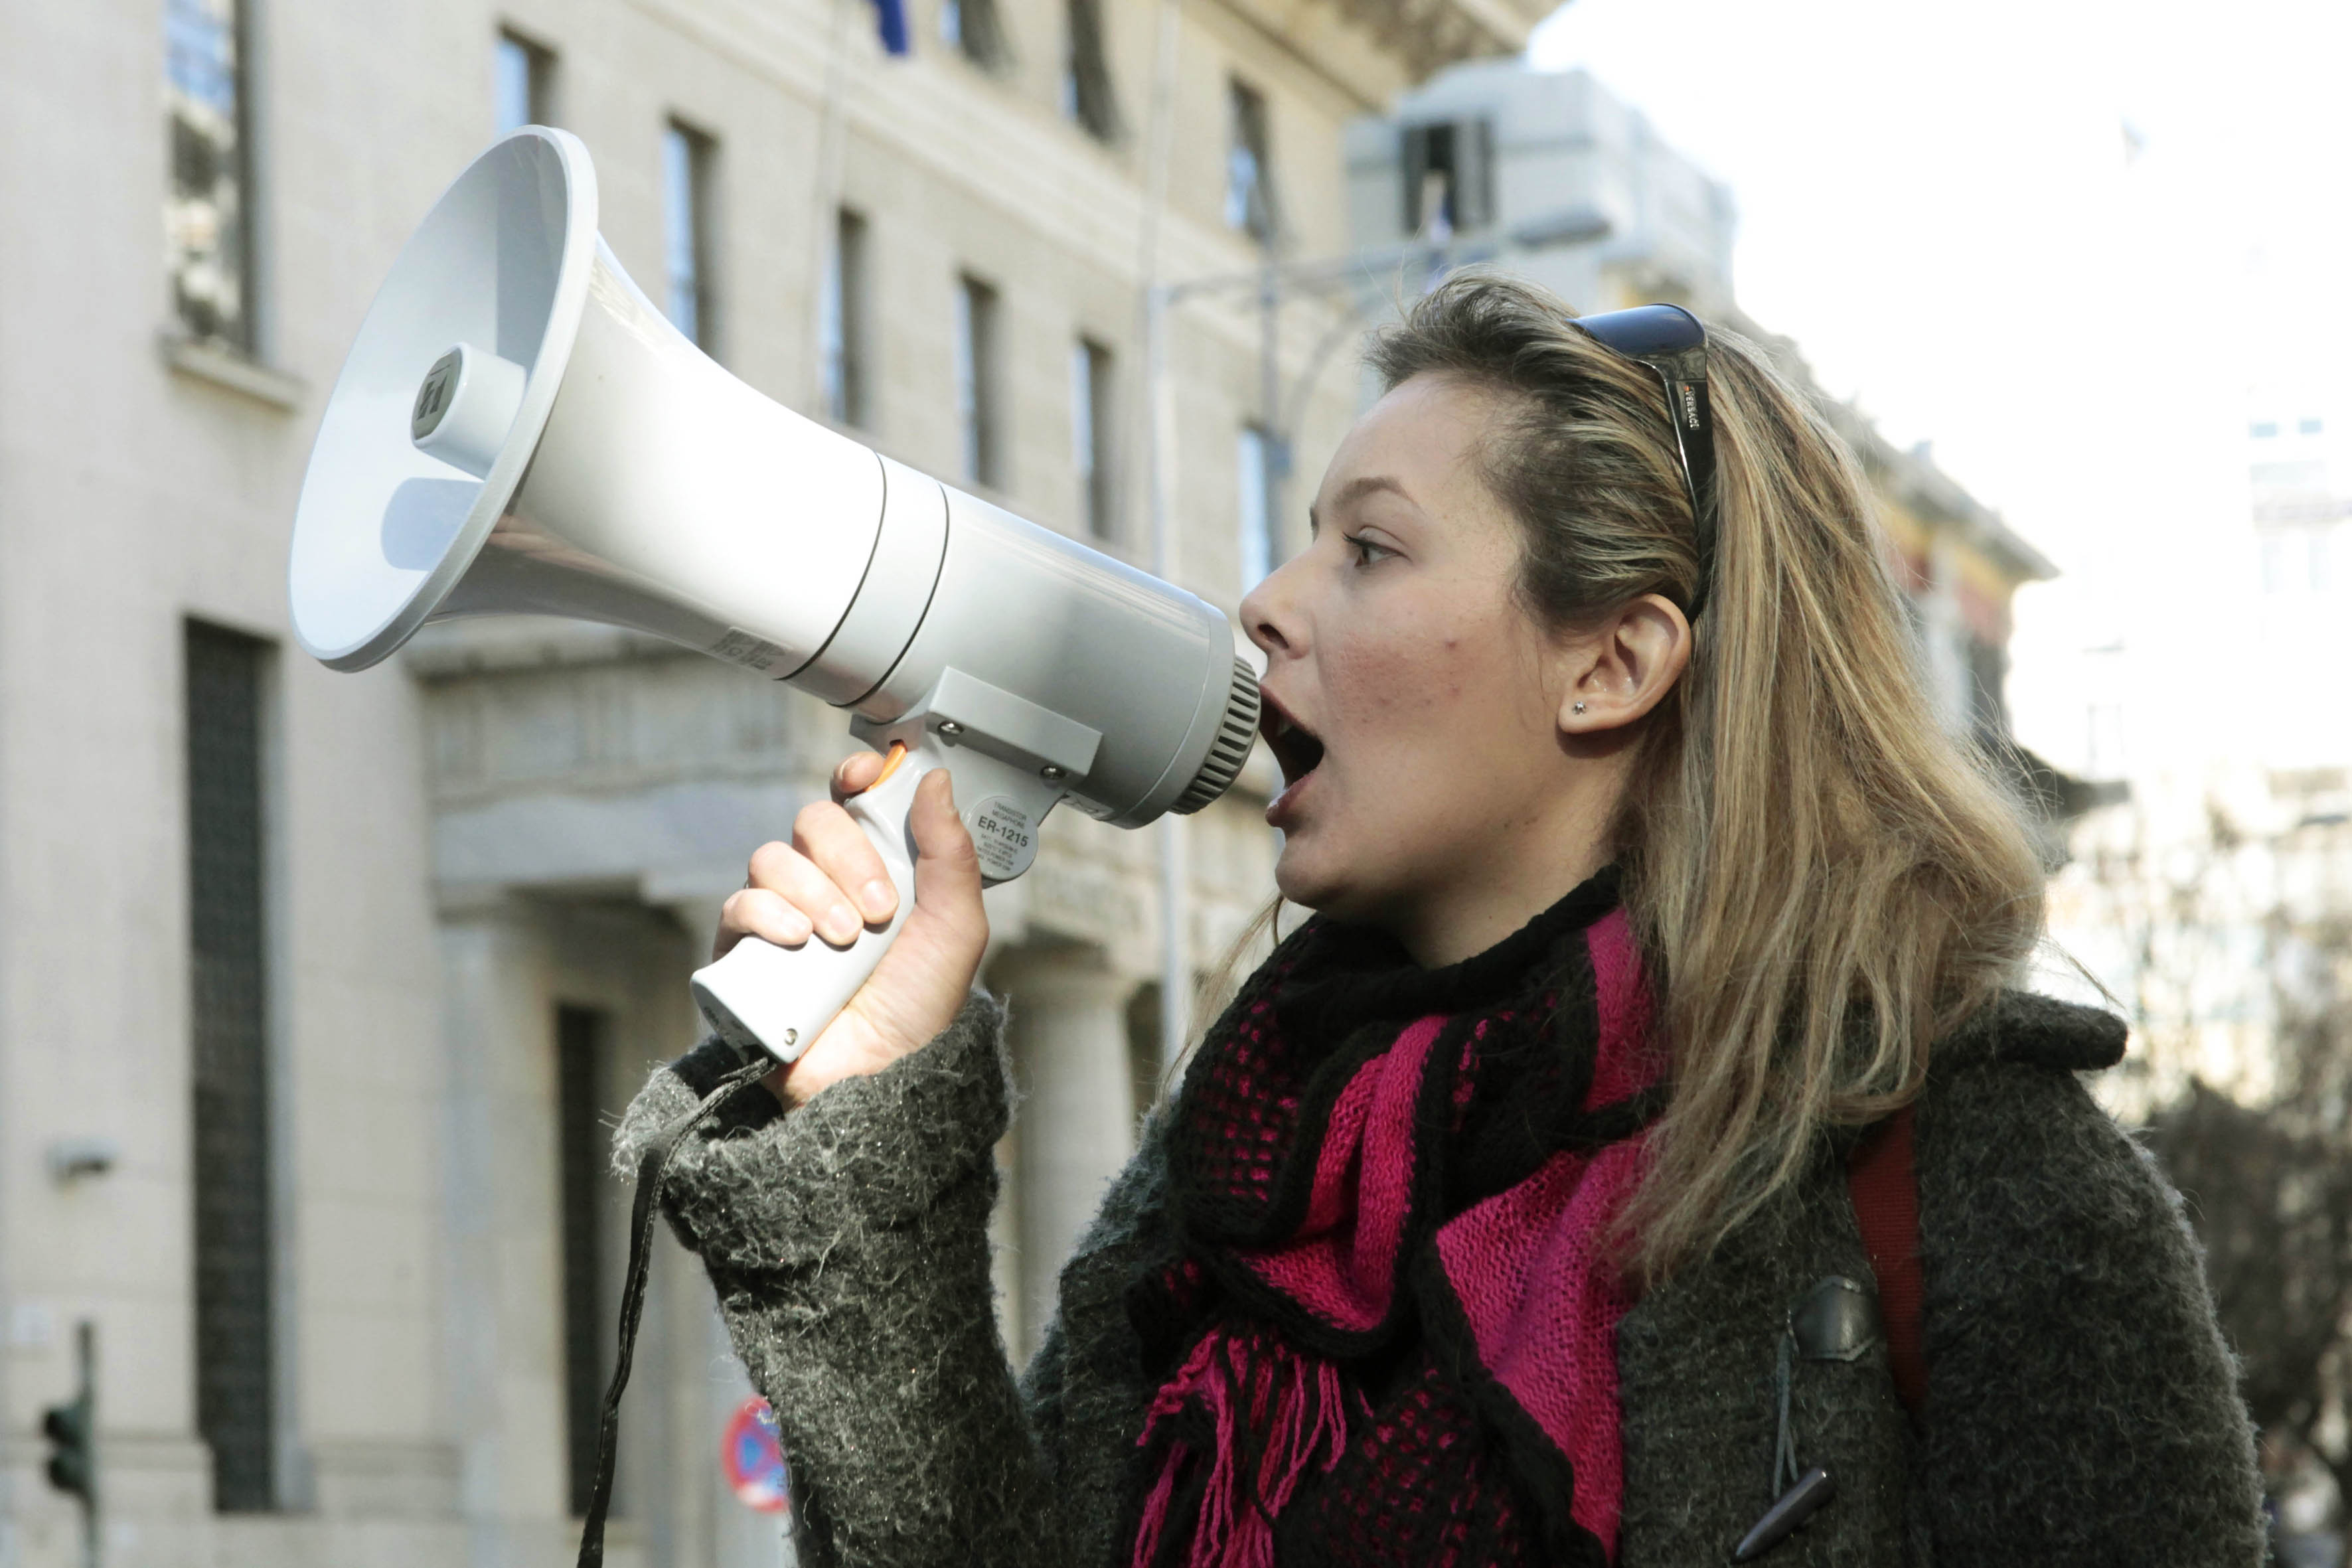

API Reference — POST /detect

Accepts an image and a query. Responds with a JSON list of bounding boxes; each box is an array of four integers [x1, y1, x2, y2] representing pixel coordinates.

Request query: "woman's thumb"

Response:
[[907, 767, 983, 906]]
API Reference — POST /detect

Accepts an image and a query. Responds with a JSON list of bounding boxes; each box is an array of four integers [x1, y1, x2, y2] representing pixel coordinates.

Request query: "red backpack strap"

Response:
[[1847, 1103, 1928, 1417]]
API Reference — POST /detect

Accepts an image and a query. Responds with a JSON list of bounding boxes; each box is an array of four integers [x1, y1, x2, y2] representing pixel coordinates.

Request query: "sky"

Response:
[[1524, 0, 2352, 783]]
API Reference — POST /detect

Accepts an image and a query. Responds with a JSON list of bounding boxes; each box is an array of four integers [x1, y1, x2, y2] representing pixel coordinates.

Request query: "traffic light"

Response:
[[41, 1320, 96, 1511], [42, 1392, 92, 1500]]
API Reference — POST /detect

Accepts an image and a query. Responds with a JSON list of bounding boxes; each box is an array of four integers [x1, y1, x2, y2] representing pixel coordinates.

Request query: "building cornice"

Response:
[[1204, 0, 1550, 108], [1334, 0, 1549, 78]]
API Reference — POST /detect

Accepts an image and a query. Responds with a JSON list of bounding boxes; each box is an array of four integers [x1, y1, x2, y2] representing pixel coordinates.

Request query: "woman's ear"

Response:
[[1557, 593, 1692, 736]]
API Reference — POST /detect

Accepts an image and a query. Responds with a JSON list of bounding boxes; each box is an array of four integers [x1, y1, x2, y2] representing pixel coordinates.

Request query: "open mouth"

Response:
[[1261, 698, 1325, 787]]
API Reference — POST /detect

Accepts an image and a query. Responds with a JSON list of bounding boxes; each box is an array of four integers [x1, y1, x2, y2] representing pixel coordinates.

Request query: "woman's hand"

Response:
[[715, 752, 988, 1109]]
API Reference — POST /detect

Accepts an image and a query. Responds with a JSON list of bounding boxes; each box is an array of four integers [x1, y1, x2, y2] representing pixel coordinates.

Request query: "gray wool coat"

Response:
[[615, 988, 2264, 1568]]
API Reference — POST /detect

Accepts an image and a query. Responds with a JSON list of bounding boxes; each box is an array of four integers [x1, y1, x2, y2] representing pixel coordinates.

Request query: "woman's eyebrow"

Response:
[[1308, 475, 1413, 536], [1332, 475, 1412, 510]]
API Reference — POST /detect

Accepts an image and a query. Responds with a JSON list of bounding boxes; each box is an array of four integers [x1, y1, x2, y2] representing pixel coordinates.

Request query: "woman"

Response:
[[618, 275, 2262, 1566]]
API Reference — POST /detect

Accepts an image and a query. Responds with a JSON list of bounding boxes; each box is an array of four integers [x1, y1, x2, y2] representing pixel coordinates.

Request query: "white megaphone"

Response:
[[289, 127, 1259, 1062]]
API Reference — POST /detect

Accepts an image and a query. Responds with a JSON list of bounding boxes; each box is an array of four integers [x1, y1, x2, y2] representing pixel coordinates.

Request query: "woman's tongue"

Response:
[[1269, 732, 1326, 823]]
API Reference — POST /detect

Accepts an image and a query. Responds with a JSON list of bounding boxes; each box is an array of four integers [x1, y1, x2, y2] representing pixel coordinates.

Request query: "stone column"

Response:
[[990, 947, 1140, 1363], [432, 893, 562, 1564]]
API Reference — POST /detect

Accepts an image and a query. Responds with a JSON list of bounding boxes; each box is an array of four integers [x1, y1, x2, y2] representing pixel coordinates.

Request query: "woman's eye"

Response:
[[1344, 534, 1393, 567]]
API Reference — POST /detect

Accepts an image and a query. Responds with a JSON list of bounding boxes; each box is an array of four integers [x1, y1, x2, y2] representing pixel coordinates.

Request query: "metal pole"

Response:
[[73, 1319, 98, 1568], [1138, 0, 1192, 1075], [82, 1320, 97, 1568], [1259, 256, 1285, 559], [1146, 287, 1191, 1075]]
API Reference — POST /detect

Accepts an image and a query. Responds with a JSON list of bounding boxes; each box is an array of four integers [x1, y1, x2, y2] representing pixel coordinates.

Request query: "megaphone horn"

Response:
[[289, 127, 1259, 1061]]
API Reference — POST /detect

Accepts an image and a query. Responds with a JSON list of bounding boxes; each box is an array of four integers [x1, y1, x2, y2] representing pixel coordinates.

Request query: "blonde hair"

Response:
[[1340, 274, 2045, 1283]]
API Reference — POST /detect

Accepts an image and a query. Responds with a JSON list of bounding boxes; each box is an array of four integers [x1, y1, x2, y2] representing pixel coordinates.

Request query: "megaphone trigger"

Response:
[[858, 741, 913, 795]]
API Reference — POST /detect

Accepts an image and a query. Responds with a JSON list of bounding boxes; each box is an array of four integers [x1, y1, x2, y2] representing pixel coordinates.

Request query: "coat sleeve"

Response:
[[1913, 1054, 2266, 1567], [612, 993, 1071, 1568]]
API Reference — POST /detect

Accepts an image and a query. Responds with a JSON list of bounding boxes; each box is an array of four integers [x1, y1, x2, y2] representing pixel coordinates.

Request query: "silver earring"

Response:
[[1573, 702, 1587, 715]]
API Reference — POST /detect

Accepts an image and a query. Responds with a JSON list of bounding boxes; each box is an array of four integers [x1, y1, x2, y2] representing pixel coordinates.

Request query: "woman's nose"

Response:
[[1239, 563, 1299, 659]]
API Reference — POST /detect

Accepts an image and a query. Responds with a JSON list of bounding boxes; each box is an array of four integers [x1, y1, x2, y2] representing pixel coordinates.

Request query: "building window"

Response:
[[1401, 118, 1494, 237], [663, 121, 717, 352], [2300, 417, 2326, 435], [555, 1004, 610, 1519], [1062, 0, 1119, 142], [955, 274, 1004, 490], [941, 0, 1009, 70], [2250, 421, 2280, 439], [493, 30, 554, 135], [166, 0, 253, 351], [821, 208, 871, 429], [1237, 424, 1277, 591], [1225, 77, 1277, 246], [187, 619, 275, 1513], [2260, 524, 2341, 595], [1072, 337, 1116, 539], [1966, 635, 2008, 742]]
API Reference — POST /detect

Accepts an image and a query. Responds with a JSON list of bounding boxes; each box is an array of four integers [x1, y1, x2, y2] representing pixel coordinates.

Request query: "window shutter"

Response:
[[1400, 123, 1433, 235], [1457, 117, 1496, 231]]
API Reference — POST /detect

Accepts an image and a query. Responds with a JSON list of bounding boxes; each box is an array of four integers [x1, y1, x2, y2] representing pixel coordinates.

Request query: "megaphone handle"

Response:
[[687, 743, 933, 1063]]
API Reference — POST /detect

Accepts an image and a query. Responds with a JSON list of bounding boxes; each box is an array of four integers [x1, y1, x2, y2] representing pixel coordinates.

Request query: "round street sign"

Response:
[[722, 1395, 790, 1513]]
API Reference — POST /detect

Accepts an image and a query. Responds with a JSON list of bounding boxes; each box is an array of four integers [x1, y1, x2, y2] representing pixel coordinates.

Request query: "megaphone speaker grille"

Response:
[[1171, 660, 1261, 814]]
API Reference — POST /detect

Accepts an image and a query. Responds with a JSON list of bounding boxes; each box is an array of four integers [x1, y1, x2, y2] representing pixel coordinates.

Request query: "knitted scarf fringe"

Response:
[[1131, 1324, 1352, 1568]]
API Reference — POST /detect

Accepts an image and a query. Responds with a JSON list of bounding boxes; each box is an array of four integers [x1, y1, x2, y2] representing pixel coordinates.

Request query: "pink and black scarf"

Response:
[[1125, 871, 1665, 1568]]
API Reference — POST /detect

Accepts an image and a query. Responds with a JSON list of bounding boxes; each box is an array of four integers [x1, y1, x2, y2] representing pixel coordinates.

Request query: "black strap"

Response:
[[576, 1055, 774, 1567]]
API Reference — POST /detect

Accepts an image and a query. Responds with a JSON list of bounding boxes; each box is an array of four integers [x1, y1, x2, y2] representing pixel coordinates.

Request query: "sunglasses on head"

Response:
[[1573, 303, 1719, 621]]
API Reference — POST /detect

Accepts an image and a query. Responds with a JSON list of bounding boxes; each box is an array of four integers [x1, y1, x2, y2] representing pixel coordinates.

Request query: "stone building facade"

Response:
[[0, 1, 1543, 1567]]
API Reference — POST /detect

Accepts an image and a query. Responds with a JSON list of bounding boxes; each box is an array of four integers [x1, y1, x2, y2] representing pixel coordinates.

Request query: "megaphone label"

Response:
[[966, 796, 1039, 880], [412, 351, 459, 438], [708, 627, 793, 677]]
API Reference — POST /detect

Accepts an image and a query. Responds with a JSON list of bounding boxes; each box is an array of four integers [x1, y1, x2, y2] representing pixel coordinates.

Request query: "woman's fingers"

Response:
[[738, 830, 863, 947], [716, 756, 995, 1111], [714, 885, 814, 959], [722, 753, 905, 963], [791, 797, 899, 927], [832, 748, 888, 803]]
